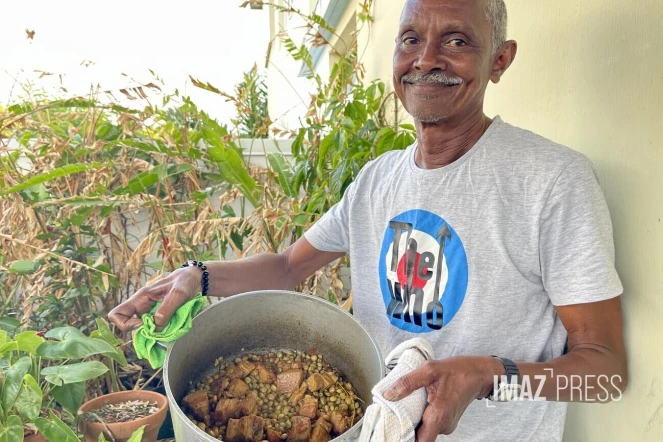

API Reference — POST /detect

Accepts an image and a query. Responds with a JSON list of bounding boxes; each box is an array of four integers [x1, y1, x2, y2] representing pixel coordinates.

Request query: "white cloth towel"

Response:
[[358, 338, 435, 442]]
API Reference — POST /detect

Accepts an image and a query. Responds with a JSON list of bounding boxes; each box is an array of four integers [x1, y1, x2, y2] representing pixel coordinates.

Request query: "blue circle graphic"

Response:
[[378, 209, 468, 333]]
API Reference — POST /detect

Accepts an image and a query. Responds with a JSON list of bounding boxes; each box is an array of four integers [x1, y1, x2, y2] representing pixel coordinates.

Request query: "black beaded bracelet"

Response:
[[181, 260, 209, 296]]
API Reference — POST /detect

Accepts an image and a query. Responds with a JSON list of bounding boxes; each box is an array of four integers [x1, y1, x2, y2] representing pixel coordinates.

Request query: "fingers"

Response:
[[384, 363, 434, 401], [153, 287, 192, 328], [108, 282, 171, 332], [108, 300, 144, 332], [416, 405, 448, 442]]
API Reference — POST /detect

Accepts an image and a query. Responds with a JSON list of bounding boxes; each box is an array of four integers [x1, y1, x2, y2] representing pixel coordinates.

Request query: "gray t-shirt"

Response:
[[304, 116, 623, 441]]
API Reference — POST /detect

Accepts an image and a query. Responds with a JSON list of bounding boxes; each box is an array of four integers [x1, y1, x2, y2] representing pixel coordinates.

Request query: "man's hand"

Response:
[[383, 356, 503, 441], [108, 266, 202, 332]]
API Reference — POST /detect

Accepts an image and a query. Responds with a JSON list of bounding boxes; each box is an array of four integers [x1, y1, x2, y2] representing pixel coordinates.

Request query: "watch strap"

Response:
[[488, 356, 521, 401]]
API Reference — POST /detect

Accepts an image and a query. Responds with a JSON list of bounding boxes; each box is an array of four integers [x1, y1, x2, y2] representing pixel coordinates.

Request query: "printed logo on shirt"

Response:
[[378, 209, 468, 333]]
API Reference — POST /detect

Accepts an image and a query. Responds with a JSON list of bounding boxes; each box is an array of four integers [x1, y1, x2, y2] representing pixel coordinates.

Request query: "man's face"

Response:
[[393, 0, 496, 124]]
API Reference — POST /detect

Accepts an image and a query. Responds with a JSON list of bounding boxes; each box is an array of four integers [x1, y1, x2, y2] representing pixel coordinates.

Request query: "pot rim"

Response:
[[77, 389, 169, 431], [163, 289, 385, 442]]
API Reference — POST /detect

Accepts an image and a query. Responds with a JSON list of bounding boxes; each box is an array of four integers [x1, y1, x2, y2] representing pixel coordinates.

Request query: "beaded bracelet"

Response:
[[181, 260, 209, 296]]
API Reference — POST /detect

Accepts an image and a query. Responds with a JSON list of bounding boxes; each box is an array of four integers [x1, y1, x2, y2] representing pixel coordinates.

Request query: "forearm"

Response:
[[478, 346, 627, 403], [203, 252, 294, 297], [515, 345, 627, 403], [197, 238, 344, 298]]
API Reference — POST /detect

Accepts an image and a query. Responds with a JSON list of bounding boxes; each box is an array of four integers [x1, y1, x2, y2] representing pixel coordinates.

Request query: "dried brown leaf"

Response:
[[119, 89, 137, 100]]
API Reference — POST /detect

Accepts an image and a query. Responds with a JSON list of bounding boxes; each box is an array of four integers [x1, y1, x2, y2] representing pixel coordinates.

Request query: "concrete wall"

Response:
[[329, 0, 663, 440]]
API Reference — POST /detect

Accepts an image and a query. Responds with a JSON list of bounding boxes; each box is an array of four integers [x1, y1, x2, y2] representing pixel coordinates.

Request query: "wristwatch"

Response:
[[488, 356, 521, 402]]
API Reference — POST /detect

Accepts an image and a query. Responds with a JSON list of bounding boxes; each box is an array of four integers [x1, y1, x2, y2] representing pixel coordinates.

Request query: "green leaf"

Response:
[[291, 129, 305, 158], [345, 101, 368, 126], [2, 356, 31, 412], [207, 143, 261, 207], [41, 361, 109, 386], [112, 167, 159, 196], [45, 326, 85, 340], [0, 163, 97, 196], [8, 260, 39, 275], [15, 374, 42, 421], [267, 153, 296, 197], [68, 206, 96, 227], [16, 331, 45, 355], [90, 319, 120, 345], [0, 415, 23, 442], [0, 318, 19, 334], [50, 382, 85, 414], [89, 320, 128, 366], [340, 116, 355, 130], [18, 183, 50, 203], [330, 162, 350, 196], [35, 411, 79, 442], [375, 127, 397, 156], [38, 332, 117, 360], [103, 347, 127, 367], [127, 426, 146, 442], [318, 131, 336, 174], [0, 341, 18, 355]]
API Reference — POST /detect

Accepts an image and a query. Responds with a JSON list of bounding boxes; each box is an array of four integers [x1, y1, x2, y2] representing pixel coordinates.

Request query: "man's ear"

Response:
[[490, 40, 518, 84]]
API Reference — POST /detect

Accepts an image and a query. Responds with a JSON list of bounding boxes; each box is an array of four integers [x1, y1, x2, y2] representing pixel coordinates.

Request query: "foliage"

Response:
[[97, 424, 145, 442], [233, 65, 271, 138], [0, 321, 124, 440], [0, 0, 413, 418], [1, 3, 414, 324]]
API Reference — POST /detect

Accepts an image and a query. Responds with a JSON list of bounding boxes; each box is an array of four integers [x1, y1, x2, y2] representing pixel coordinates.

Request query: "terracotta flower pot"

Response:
[[78, 390, 169, 442], [24, 409, 62, 442]]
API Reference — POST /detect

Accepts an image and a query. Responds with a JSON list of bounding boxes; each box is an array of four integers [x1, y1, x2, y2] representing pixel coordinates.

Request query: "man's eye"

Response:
[[447, 39, 467, 47], [403, 37, 419, 45]]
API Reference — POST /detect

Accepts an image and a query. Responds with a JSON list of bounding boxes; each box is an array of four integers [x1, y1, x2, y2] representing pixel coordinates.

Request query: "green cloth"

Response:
[[133, 293, 207, 369]]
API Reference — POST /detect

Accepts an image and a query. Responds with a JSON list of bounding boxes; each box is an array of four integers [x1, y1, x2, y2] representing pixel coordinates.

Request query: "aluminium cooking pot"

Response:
[[163, 290, 385, 441]]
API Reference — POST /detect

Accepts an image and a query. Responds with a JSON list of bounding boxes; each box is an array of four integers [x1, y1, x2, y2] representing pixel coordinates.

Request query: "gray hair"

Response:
[[485, 0, 508, 54]]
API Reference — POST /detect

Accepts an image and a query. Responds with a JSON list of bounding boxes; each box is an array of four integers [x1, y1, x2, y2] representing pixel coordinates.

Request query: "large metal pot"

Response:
[[163, 290, 385, 441]]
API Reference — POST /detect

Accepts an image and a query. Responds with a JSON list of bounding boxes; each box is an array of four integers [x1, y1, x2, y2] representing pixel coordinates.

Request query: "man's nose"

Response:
[[414, 42, 447, 72]]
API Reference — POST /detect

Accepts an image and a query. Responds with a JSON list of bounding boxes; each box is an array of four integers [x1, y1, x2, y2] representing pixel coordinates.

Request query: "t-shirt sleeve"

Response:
[[303, 177, 360, 254], [539, 154, 623, 306]]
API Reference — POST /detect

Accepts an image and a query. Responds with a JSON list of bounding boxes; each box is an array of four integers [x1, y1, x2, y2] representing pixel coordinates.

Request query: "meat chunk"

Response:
[[305, 372, 338, 392], [310, 418, 332, 442], [239, 392, 259, 416], [227, 378, 251, 398], [254, 363, 277, 384], [330, 410, 352, 435], [298, 396, 318, 420], [277, 368, 305, 393], [277, 360, 303, 371], [227, 361, 256, 380], [286, 416, 311, 442], [288, 382, 308, 405], [213, 398, 241, 424], [266, 428, 282, 442], [226, 415, 264, 442], [210, 377, 230, 397], [182, 390, 210, 422]]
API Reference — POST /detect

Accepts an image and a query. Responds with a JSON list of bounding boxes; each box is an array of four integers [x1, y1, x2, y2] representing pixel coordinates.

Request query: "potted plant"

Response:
[[78, 390, 168, 442], [0, 319, 127, 441]]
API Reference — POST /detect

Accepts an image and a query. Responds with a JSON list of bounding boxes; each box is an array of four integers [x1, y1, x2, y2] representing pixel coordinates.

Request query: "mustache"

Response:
[[402, 72, 463, 86]]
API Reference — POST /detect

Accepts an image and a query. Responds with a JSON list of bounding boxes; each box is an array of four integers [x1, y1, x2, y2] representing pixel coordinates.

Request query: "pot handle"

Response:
[[156, 341, 173, 352]]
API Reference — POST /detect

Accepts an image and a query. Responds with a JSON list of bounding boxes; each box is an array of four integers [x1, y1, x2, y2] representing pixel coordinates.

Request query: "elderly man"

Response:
[[110, 0, 628, 440]]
